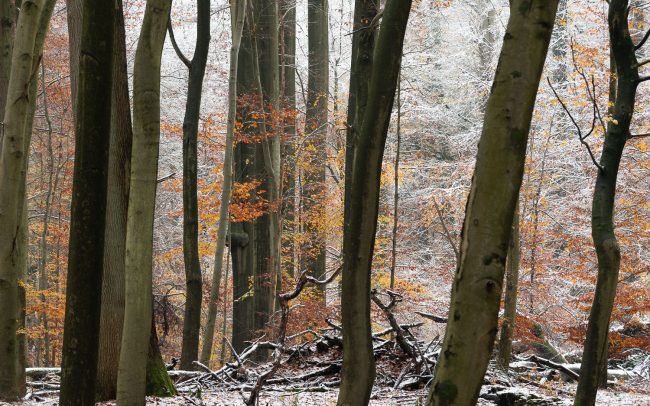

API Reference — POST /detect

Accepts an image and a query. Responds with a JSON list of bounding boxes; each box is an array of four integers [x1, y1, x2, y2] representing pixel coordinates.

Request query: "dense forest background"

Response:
[[0, 0, 649, 404]]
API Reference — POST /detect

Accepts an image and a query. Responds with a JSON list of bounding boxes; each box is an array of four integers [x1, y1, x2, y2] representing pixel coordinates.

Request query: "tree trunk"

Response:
[[426, 2, 559, 405], [146, 317, 177, 397], [200, 0, 247, 366], [96, 0, 133, 400], [59, 0, 114, 403], [337, 1, 412, 405], [249, 0, 281, 347], [0, 0, 15, 134], [343, 0, 377, 250], [302, 0, 329, 291], [179, 0, 211, 372], [280, 0, 297, 277], [116, 0, 171, 404], [230, 20, 257, 356], [574, 1, 639, 404], [497, 203, 520, 370], [390, 74, 402, 290], [0, 0, 54, 400]]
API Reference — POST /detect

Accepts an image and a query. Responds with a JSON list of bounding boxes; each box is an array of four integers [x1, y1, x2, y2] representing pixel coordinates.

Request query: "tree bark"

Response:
[[200, 0, 247, 366], [116, 0, 171, 404], [574, 1, 639, 404], [96, 0, 133, 400], [302, 0, 329, 291], [426, 2, 559, 405], [179, 0, 211, 372], [497, 203, 520, 370], [337, 1, 412, 405], [249, 0, 281, 347], [230, 19, 257, 356], [0, 0, 15, 133], [0, 0, 54, 400], [343, 0, 377, 251], [59, 0, 114, 403]]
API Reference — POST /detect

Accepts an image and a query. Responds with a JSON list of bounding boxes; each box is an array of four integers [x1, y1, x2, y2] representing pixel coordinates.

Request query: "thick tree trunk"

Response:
[[146, 317, 177, 397], [59, 0, 114, 403], [302, 0, 329, 290], [343, 0, 377, 248], [0, 0, 53, 400], [337, 1, 412, 405], [179, 0, 211, 372], [426, 2, 559, 405], [249, 0, 281, 345], [200, 0, 247, 366], [230, 21, 257, 356], [497, 203, 520, 370], [96, 0, 133, 400], [0, 0, 15, 132], [116, 0, 171, 404], [574, 1, 638, 404]]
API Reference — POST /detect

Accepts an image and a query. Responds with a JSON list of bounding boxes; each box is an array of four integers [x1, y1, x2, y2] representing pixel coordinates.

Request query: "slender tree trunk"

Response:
[[427, 2, 559, 404], [96, 0, 133, 399], [337, 1, 412, 405], [390, 74, 401, 291], [497, 202, 520, 370], [38, 62, 54, 367], [303, 0, 329, 290], [59, 0, 114, 403], [280, 0, 297, 277], [116, 0, 171, 404], [574, 1, 639, 404], [200, 0, 247, 366], [178, 0, 211, 371], [0, 0, 53, 399]]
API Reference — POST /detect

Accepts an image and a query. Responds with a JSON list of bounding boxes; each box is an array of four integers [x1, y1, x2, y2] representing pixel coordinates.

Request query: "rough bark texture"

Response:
[[59, 0, 114, 403], [337, 1, 412, 405], [0, 0, 53, 400], [116, 0, 171, 404], [574, 1, 638, 404], [200, 0, 247, 366], [426, 2, 559, 405], [96, 0, 133, 400], [302, 0, 328, 288], [497, 203, 520, 370], [179, 0, 210, 372]]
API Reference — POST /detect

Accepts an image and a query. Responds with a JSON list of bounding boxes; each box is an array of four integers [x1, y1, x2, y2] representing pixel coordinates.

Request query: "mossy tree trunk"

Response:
[[59, 0, 114, 403], [116, 0, 172, 404], [337, 1, 413, 405], [574, 1, 640, 404], [427, 2, 559, 405]]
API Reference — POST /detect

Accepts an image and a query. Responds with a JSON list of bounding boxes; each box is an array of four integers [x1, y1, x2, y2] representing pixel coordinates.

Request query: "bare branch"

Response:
[[167, 18, 191, 69]]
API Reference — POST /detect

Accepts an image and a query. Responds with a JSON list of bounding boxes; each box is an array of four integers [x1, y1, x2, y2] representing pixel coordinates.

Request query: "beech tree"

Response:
[[427, 1, 560, 404], [58, 0, 114, 403], [116, 0, 173, 403], [0, 0, 54, 399], [167, 0, 211, 372], [575, 0, 646, 403], [337, 0, 413, 404]]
